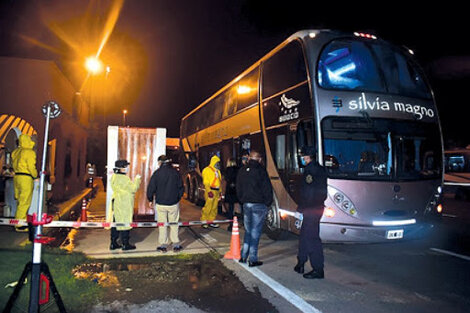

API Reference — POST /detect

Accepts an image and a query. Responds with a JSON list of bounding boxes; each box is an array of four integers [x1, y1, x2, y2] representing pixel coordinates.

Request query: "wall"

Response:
[[0, 57, 89, 202]]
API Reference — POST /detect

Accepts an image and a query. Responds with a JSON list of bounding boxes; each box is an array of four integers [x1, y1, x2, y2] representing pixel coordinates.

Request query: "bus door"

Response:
[[266, 125, 289, 188], [220, 138, 235, 170], [286, 123, 302, 203], [285, 119, 315, 205], [237, 133, 264, 165]]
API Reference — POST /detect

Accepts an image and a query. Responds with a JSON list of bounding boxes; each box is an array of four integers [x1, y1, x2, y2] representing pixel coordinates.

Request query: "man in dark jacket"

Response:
[[236, 150, 273, 267], [147, 155, 184, 252], [294, 146, 328, 279]]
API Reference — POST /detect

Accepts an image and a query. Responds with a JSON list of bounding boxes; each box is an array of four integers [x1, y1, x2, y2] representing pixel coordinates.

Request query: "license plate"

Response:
[[386, 229, 404, 239]]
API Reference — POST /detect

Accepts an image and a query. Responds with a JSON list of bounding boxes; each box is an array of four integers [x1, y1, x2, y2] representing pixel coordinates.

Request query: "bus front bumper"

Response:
[[319, 221, 434, 243]]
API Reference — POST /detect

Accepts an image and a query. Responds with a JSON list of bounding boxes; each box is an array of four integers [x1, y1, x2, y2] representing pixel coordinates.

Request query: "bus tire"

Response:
[[189, 178, 196, 203], [263, 201, 284, 240], [192, 178, 203, 206], [185, 178, 191, 200]]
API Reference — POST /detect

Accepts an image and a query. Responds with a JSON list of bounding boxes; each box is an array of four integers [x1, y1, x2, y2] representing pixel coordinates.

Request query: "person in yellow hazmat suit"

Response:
[[200, 155, 222, 228], [109, 159, 141, 250], [12, 134, 38, 232]]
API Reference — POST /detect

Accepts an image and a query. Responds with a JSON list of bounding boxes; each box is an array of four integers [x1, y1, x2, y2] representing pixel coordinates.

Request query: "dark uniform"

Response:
[[296, 149, 328, 279]]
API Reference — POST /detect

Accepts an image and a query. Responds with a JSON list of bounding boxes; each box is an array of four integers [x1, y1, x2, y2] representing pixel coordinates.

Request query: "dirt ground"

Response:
[[73, 253, 278, 313]]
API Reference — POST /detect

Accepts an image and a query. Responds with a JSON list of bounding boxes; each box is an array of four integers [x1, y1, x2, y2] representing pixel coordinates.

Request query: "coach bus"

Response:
[[180, 30, 444, 242]]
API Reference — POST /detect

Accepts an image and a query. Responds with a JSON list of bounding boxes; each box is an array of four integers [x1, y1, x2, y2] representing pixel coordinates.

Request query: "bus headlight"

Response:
[[425, 189, 442, 214], [324, 207, 336, 218], [333, 192, 344, 204], [341, 200, 352, 211], [328, 186, 358, 217]]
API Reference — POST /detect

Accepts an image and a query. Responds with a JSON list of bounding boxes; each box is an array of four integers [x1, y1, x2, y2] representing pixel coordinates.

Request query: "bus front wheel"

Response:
[[185, 178, 191, 200], [264, 204, 283, 240]]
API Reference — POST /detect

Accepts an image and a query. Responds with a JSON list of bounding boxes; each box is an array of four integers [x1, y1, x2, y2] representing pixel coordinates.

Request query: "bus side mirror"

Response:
[[324, 155, 339, 169]]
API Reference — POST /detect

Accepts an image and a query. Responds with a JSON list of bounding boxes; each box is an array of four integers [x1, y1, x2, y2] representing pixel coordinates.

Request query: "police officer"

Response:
[[294, 146, 328, 279]]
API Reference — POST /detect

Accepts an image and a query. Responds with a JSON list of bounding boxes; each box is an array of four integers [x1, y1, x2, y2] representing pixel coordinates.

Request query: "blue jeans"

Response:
[[241, 203, 268, 262]]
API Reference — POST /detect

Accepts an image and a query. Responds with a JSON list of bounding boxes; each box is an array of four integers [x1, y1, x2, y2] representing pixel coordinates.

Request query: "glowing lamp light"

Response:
[[372, 219, 416, 226], [324, 207, 336, 218], [280, 210, 288, 219], [354, 32, 377, 40], [437, 204, 443, 213], [85, 57, 103, 74], [237, 85, 252, 95]]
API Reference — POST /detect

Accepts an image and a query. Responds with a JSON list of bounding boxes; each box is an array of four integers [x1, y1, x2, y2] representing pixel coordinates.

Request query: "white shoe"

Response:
[[209, 223, 219, 228]]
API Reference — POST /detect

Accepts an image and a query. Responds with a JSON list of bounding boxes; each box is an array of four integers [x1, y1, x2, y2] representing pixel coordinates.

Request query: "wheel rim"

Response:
[[265, 205, 278, 231]]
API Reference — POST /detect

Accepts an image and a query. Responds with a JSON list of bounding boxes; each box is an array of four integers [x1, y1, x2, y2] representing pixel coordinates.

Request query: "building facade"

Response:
[[0, 56, 89, 202]]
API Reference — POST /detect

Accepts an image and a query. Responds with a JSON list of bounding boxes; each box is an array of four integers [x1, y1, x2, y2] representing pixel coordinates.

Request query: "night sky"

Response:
[[1, 0, 469, 146]]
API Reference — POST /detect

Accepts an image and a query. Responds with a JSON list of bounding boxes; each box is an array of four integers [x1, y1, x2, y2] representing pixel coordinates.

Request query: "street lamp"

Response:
[[85, 56, 104, 75], [122, 109, 127, 126]]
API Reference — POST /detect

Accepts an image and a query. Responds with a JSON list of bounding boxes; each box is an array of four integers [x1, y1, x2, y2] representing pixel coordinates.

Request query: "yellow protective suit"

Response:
[[200, 155, 222, 221], [109, 173, 141, 231], [12, 134, 38, 221]]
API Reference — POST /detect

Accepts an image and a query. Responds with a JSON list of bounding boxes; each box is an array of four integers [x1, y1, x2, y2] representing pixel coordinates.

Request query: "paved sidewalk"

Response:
[[73, 182, 234, 259], [0, 185, 94, 248]]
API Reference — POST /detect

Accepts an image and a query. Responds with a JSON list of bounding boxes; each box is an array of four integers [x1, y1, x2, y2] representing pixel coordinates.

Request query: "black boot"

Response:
[[294, 259, 305, 274], [303, 268, 324, 279], [110, 228, 122, 250], [121, 230, 136, 251], [294, 258, 305, 274], [110, 239, 122, 250]]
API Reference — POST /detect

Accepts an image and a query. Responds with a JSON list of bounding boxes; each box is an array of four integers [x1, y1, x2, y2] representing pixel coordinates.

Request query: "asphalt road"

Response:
[[185, 193, 470, 313]]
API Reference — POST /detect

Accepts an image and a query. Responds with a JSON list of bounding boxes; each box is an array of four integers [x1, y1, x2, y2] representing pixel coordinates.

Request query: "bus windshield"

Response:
[[323, 118, 442, 181], [317, 39, 431, 99]]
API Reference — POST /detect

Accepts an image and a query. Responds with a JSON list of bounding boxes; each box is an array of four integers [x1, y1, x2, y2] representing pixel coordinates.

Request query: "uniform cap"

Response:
[[115, 159, 130, 168], [158, 155, 169, 162]]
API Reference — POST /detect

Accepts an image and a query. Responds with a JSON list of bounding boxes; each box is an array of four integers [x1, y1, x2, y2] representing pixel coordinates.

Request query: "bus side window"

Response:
[[211, 95, 225, 125], [262, 40, 307, 99], [222, 86, 238, 118], [275, 134, 286, 170], [289, 131, 300, 173], [237, 67, 259, 112], [267, 127, 287, 177]]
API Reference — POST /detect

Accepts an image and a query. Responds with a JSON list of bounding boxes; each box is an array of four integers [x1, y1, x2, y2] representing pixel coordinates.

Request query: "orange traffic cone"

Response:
[[80, 198, 88, 222], [224, 216, 241, 260]]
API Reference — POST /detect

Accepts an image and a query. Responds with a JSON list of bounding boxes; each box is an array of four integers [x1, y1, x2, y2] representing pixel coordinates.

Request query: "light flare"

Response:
[[95, 0, 125, 59], [324, 207, 336, 218]]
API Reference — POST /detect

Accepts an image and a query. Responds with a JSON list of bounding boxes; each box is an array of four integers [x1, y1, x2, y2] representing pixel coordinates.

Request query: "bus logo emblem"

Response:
[[332, 96, 342, 112], [278, 94, 300, 122]]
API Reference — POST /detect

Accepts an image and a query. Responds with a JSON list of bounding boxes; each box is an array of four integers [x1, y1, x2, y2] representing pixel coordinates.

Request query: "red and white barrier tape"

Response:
[[0, 218, 232, 228]]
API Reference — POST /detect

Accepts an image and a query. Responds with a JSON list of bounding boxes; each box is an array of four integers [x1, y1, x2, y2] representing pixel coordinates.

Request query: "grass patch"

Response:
[[0, 247, 101, 313]]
